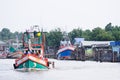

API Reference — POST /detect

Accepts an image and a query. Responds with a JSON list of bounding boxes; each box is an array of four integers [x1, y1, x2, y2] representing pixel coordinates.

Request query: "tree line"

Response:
[[0, 28, 23, 42], [0, 23, 120, 49], [46, 23, 120, 49]]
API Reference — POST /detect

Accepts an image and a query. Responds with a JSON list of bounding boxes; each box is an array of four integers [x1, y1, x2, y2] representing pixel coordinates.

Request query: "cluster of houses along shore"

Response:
[[77, 41, 119, 62], [0, 38, 120, 62], [67, 38, 120, 62], [0, 40, 22, 58]]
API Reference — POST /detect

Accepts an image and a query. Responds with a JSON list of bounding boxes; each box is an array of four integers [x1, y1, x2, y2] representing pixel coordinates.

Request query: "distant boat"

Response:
[[0, 53, 7, 59], [13, 26, 50, 71], [56, 32, 75, 60]]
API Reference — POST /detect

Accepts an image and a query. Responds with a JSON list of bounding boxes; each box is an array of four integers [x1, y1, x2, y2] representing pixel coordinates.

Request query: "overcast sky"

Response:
[[0, 0, 120, 32]]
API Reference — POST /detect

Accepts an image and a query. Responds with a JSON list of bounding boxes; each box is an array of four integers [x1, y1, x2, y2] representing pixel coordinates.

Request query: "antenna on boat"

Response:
[[33, 25, 40, 32]]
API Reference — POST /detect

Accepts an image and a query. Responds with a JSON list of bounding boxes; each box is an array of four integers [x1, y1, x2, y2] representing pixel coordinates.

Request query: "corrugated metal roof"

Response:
[[110, 41, 120, 46], [80, 41, 111, 46], [0, 41, 6, 45]]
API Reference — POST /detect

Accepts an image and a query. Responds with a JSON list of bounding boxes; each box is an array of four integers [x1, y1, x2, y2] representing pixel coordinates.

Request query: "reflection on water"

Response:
[[0, 59, 120, 80]]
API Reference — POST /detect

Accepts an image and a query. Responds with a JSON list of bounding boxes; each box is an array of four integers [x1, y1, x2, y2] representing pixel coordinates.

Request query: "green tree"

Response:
[[82, 29, 92, 40], [1, 28, 11, 41], [0, 28, 23, 42], [91, 27, 114, 41], [0, 32, 2, 40], [98, 31, 114, 41], [91, 27, 103, 40], [112, 31, 120, 41], [46, 28, 63, 50], [68, 28, 83, 41], [105, 22, 113, 31]]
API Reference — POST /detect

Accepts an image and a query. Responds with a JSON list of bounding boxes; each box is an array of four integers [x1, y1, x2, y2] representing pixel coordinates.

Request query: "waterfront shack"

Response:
[[92, 43, 112, 62], [110, 41, 120, 62], [0, 41, 8, 58], [82, 41, 112, 62], [73, 40, 113, 62]]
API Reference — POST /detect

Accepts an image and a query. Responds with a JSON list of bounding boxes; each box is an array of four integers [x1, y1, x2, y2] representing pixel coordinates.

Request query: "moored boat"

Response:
[[56, 32, 75, 60]]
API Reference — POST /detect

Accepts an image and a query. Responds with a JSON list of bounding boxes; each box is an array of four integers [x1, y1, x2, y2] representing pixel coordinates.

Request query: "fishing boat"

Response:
[[56, 32, 75, 60], [13, 26, 49, 71]]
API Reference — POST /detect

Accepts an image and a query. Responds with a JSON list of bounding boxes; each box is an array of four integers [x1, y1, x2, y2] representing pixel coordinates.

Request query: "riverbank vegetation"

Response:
[[0, 23, 120, 48]]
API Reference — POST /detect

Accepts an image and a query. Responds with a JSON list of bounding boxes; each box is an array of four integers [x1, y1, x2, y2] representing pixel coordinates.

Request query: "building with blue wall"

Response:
[[110, 41, 120, 61]]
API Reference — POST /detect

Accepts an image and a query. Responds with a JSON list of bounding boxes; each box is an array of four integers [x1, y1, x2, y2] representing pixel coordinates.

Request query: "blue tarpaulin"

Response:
[[110, 41, 120, 46]]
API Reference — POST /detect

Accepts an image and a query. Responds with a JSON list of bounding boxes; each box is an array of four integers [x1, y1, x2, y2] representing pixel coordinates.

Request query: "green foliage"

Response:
[[105, 23, 113, 31], [68, 28, 83, 41], [46, 28, 63, 49], [0, 28, 22, 41], [1, 22, 120, 49], [105, 23, 120, 41], [96, 31, 114, 41], [91, 27, 103, 40], [112, 31, 120, 41], [0, 32, 2, 40], [82, 29, 92, 40], [1, 28, 11, 40]]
